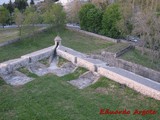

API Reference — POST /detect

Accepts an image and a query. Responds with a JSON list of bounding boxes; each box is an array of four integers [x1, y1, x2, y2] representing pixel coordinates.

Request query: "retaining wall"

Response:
[[0, 46, 53, 75], [0, 45, 159, 100], [67, 27, 119, 43], [91, 51, 160, 83], [56, 46, 160, 100]]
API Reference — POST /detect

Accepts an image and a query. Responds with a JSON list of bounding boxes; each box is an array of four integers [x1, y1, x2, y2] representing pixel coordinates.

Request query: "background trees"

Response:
[[42, 3, 66, 27], [14, 0, 28, 12], [14, 8, 24, 36], [79, 4, 95, 31], [101, 3, 122, 38], [0, 6, 10, 28], [79, 4, 102, 33], [65, 0, 82, 24], [24, 7, 41, 32]]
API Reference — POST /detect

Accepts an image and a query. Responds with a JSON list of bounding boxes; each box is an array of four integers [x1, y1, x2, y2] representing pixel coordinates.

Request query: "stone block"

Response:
[[21, 46, 53, 63]]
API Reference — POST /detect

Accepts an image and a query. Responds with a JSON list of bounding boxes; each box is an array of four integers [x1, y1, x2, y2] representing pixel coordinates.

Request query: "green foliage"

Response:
[[3, 0, 14, 14], [14, 0, 28, 12], [24, 7, 42, 25], [79, 4, 95, 31], [86, 7, 102, 33], [42, 3, 66, 27], [0, 6, 10, 27], [14, 8, 24, 36], [101, 3, 122, 38]]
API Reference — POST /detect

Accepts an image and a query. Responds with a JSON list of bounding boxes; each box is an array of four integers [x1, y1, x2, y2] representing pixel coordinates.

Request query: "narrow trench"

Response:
[[53, 42, 59, 58], [49, 42, 59, 64]]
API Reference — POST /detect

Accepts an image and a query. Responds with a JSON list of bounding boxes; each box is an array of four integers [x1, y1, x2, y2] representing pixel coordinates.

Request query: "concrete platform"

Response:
[[69, 71, 100, 89], [27, 62, 49, 76], [1, 71, 33, 86], [50, 62, 77, 77]]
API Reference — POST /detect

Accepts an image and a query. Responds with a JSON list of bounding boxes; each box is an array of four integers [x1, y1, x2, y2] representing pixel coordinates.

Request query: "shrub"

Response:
[[86, 7, 102, 33], [101, 3, 122, 38], [79, 4, 95, 30], [79, 3, 102, 33]]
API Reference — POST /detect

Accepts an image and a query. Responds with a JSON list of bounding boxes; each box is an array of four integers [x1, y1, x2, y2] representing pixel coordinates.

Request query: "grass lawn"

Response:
[[121, 49, 160, 71], [0, 68, 159, 120], [0, 26, 44, 44], [0, 27, 159, 120], [0, 28, 114, 62], [104, 43, 129, 53]]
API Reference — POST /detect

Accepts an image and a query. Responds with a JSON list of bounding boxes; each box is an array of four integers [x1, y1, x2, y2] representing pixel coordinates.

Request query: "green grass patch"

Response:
[[0, 69, 159, 120], [0, 27, 159, 119], [0, 28, 114, 62], [0, 26, 43, 43], [18, 67, 39, 78], [104, 43, 129, 53], [121, 49, 160, 71]]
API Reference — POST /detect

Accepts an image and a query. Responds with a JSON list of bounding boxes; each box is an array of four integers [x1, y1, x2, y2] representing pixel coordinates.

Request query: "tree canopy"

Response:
[[0, 6, 10, 28]]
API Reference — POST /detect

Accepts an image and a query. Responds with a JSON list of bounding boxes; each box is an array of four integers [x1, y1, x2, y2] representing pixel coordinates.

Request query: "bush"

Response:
[[86, 8, 102, 33], [79, 4, 95, 30], [101, 3, 122, 38], [79, 3, 102, 33]]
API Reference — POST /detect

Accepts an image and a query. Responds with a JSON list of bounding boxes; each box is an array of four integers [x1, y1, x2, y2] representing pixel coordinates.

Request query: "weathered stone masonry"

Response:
[[57, 46, 160, 100], [0, 45, 159, 100]]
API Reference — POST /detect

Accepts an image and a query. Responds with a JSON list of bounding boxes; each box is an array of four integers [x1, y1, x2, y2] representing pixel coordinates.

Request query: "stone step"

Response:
[[49, 62, 77, 77], [68, 71, 101, 89], [0, 71, 33, 86], [27, 62, 49, 76]]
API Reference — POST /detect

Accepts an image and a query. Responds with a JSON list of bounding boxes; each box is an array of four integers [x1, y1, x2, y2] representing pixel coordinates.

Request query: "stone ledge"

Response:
[[97, 65, 160, 100], [67, 27, 118, 43], [21, 46, 54, 62], [0, 58, 29, 75]]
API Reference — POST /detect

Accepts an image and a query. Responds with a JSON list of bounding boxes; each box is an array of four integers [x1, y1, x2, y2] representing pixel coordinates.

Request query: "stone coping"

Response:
[[98, 65, 160, 91], [0, 45, 159, 100]]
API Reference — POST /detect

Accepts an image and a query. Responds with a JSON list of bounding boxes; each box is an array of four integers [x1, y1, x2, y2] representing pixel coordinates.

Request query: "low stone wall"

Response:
[[56, 46, 160, 100], [91, 51, 160, 82], [21, 46, 53, 63], [0, 58, 29, 75], [67, 27, 119, 43], [0, 45, 159, 100], [115, 59, 160, 83], [114, 45, 134, 58], [0, 46, 54, 75], [98, 65, 160, 100]]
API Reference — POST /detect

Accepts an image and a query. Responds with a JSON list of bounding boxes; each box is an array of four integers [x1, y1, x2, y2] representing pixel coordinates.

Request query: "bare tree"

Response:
[[132, 10, 160, 61], [65, 0, 82, 23], [14, 8, 24, 36]]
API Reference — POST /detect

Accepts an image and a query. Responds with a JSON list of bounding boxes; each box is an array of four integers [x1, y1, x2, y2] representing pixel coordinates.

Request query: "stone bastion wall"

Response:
[[0, 46, 159, 100]]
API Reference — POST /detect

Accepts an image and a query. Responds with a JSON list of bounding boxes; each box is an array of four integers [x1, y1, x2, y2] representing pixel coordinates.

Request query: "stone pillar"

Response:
[[54, 35, 62, 47]]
